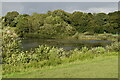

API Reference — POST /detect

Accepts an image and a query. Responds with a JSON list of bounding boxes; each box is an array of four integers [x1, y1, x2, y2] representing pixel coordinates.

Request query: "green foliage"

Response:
[[34, 45, 51, 61], [2, 10, 120, 75], [88, 47, 106, 54], [50, 9, 71, 23], [2, 27, 21, 58], [15, 15, 30, 37], [81, 47, 89, 53], [29, 13, 47, 32], [38, 22, 76, 38], [3, 41, 119, 74], [47, 51, 62, 66], [70, 11, 84, 26], [44, 16, 63, 24], [106, 42, 120, 52], [2, 10, 120, 38], [3, 11, 19, 26]]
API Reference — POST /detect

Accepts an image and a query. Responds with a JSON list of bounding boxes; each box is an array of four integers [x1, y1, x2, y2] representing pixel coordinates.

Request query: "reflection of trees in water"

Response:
[[22, 39, 112, 51], [93, 43, 103, 47]]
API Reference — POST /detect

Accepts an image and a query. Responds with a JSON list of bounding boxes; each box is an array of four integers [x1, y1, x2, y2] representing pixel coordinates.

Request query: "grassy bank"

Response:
[[24, 32, 119, 42], [3, 55, 118, 78], [69, 32, 119, 41]]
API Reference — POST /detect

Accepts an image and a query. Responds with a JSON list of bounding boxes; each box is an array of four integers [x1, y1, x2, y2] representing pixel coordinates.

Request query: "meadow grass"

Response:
[[3, 55, 118, 78]]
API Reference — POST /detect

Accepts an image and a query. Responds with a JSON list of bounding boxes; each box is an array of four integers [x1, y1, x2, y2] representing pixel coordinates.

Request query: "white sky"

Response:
[[0, 0, 120, 16], [1, 0, 120, 2]]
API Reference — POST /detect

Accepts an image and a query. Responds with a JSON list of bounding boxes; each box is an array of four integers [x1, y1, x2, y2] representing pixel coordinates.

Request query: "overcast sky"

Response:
[[2, 2, 118, 16]]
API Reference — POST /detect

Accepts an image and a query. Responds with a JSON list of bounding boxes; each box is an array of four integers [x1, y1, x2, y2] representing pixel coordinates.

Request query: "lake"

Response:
[[21, 38, 112, 51]]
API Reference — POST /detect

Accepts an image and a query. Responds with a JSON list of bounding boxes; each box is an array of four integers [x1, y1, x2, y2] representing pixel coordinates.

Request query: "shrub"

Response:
[[46, 47, 62, 66], [2, 27, 22, 63], [106, 42, 120, 52], [68, 53, 80, 62], [89, 47, 106, 54], [34, 45, 51, 61], [81, 47, 89, 53]]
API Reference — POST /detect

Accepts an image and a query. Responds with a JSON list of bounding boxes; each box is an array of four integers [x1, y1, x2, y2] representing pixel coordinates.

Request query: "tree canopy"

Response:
[[2, 9, 120, 38]]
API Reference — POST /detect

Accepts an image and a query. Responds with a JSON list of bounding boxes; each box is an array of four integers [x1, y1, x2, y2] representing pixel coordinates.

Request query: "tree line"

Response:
[[1, 9, 120, 38]]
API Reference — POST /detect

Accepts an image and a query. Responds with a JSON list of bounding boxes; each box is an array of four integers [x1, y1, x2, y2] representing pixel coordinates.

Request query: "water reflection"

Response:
[[21, 38, 112, 51]]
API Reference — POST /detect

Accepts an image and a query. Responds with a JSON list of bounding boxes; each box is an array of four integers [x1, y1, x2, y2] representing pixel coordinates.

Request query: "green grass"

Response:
[[4, 55, 118, 78]]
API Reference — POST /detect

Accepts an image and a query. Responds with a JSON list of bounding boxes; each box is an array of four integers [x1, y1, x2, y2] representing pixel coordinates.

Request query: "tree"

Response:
[[70, 11, 83, 26], [27, 13, 47, 33], [44, 16, 63, 24], [50, 9, 71, 24], [15, 15, 30, 37], [108, 11, 120, 34], [3, 11, 19, 26]]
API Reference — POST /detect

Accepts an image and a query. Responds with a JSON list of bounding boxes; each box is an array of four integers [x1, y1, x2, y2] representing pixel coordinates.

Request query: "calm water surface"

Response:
[[22, 38, 112, 51]]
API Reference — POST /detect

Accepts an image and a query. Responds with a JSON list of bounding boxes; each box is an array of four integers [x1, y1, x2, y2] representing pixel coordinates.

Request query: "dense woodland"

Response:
[[1, 9, 120, 38]]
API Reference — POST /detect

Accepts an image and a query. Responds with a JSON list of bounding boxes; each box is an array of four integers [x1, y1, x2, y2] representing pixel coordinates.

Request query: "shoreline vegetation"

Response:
[[5, 26, 119, 42], [0, 9, 120, 78], [24, 32, 119, 41]]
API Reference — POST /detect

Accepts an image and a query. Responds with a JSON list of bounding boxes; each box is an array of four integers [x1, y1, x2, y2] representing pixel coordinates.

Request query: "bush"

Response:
[[46, 47, 62, 66], [68, 53, 80, 62], [88, 47, 106, 54], [2, 27, 21, 63], [106, 42, 120, 52], [81, 47, 89, 53], [34, 45, 51, 61]]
